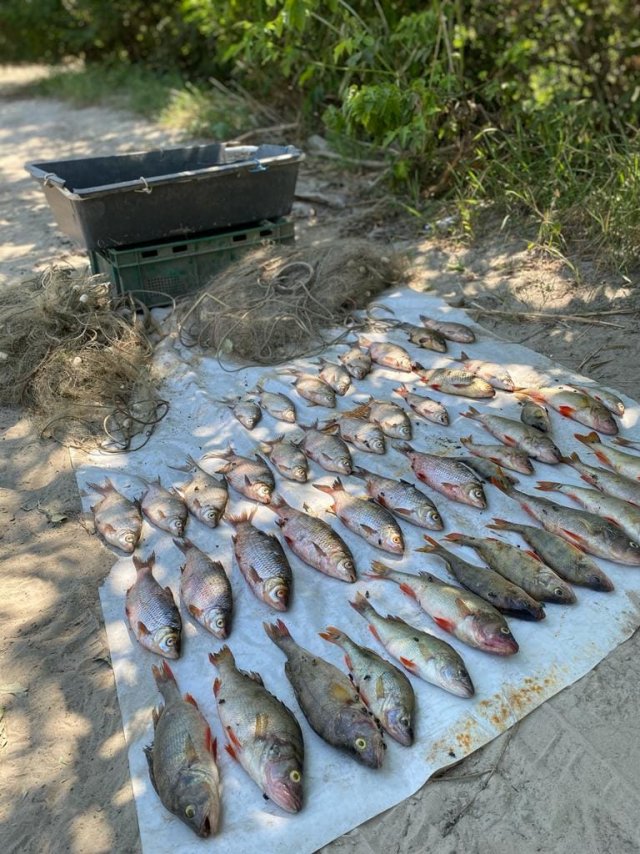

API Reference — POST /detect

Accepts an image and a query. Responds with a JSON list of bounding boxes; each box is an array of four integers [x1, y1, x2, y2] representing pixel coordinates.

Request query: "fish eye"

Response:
[[289, 769, 301, 783], [392, 534, 402, 544], [216, 617, 225, 628], [185, 804, 196, 819], [355, 737, 367, 751], [399, 715, 410, 727], [166, 636, 176, 647], [341, 559, 354, 571], [499, 626, 511, 635], [276, 588, 287, 599], [471, 489, 484, 501], [554, 587, 566, 596]]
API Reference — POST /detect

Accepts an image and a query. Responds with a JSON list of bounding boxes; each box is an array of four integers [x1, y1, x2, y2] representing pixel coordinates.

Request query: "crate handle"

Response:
[[43, 172, 66, 189], [248, 159, 268, 173], [134, 176, 153, 194]]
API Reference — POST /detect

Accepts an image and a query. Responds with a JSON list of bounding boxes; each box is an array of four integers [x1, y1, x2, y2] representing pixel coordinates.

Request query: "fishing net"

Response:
[[0, 265, 167, 451], [178, 239, 407, 365]]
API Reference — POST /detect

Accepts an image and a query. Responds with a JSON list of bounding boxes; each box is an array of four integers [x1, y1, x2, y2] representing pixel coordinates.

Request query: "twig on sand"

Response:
[[468, 302, 628, 328]]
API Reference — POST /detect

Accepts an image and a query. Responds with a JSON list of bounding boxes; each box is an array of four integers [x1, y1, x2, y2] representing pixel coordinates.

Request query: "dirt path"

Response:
[[1, 65, 639, 854]]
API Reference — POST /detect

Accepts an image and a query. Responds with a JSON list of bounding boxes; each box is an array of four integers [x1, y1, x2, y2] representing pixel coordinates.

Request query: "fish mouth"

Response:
[[483, 635, 519, 656], [268, 782, 303, 813], [449, 676, 475, 698]]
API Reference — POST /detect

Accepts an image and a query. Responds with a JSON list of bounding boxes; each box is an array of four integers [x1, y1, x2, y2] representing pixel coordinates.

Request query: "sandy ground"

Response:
[[1, 65, 640, 854]]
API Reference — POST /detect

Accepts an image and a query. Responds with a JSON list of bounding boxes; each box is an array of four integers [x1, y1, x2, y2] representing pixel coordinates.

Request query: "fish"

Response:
[[125, 553, 182, 657], [349, 592, 475, 698], [317, 358, 352, 396], [456, 456, 519, 489], [417, 536, 546, 621], [443, 532, 576, 604], [397, 322, 447, 353], [139, 477, 188, 537], [264, 620, 385, 768], [313, 478, 405, 554], [561, 452, 640, 507], [258, 435, 308, 483], [323, 415, 386, 454], [351, 467, 443, 530], [420, 315, 476, 343], [298, 423, 353, 474], [175, 538, 233, 638], [492, 480, 640, 565], [487, 519, 614, 591], [266, 494, 356, 582], [520, 400, 551, 433], [203, 447, 274, 504], [455, 351, 516, 391], [349, 398, 412, 440], [394, 386, 449, 426], [570, 384, 625, 417], [359, 337, 417, 372], [252, 380, 297, 423], [536, 481, 640, 545], [87, 478, 142, 553], [462, 406, 562, 463], [284, 370, 336, 408], [459, 435, 534, 475], [171, 456, 229, 527], [338, 345, 372, 379], [366, 562, 518, 656], [516, 386, 618, 435], [418, 367, 495, 399], [394, 444, 486, 508], [145, 661, 220, 837], [223, 397, 262, 430], [209, 645, 303, 812], [226, 509, 293, 611], [575, 432, 640, 481], [318, 626, 415, 746]]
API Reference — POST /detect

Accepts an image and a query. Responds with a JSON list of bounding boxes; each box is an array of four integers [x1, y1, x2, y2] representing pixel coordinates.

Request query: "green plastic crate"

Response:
[[89, 217, 295, 307]]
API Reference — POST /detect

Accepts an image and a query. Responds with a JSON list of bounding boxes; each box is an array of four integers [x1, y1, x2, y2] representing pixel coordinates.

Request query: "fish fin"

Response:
[[225, 744, 238, 761], [536, 481, 561, 491], [329, 682, 355, 703], [558, 405, 575, 417], [393, 385, 408, 398], [443, 532, 465, 543], [311, 541, 328, 558], [143, 744, 159, 794], [226, 726, 242, 750], [86, 480, 113, 496], [151, 705, 162, 728], [209, 645, 234, 669], [172, 537, 190, 554], [400, 656, 418, 673], [460, 350, 469, 361], [489, 477, 511, 495], [188, 603, 204, 619], [348, 591, 370, 616], [263, 618, 292, 646], [461, 407, 480, 420], [417, 534, 441, 553], [245, 565, 263, 587], [184, 693, 199, 709], [368, 623, 381, 642], [205, 728, 216, 760], [318, 625, 345, 645], [375, 676, 386, 700], [393, 506, 414, 518], [487, 518, 516, 531], [593, 449, 613, 467], [241, 669, 264, 686], [344, 652, 354, 672], [361, 523, 377, 536], [313, 480, 341, 497], [213, 677, 221, 697], [137, 621, 151, 637], [562, 529, 586, 548], [524, 549, 542, 562], [368, 560, 391, 579], [502, 435, 516, 446], [399, 582, 417, 600], [132, 551, 156, 574], [254, 713, 270, 739], [225, 506, 258, 527], [575, 431, 600, 446], [434, 615, 455, 632], [183, 734, 199, 766]]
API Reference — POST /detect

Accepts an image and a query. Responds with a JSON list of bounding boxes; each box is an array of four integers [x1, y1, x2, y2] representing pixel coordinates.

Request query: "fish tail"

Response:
[[343, 400, 371, 420], [574, 431, 600, 447], [461, 407, 480, 421], [443, 532, 469, 544], [349, 467, 368, 480], [318, 625, 346, 645], [392, 441, 414, 455], [487, 518, 520, 532], [263, 618, 294, 650], [132, 551, 156, 574], [86, 480, 111, 496], [536, 481, 562, 492], [151, 660, 180, 701], [367, 560, 392, 580], [393, 385, 408, 398], [224, 507, 257, 526], [415, 534, 443, 555], [489, 476, 512, 495], [459, 350, 469, 361], [460, 435, 473, 445], [172, 537, 193, 554], [349, 591, 373, 617], [320, 419, 339, 434], [208, 645, 235, 669], [313, 478, 343, 496], [614, 436, 639, 448]]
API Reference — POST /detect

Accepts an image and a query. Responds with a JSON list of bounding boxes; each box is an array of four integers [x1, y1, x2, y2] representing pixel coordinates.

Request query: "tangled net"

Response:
[[0, 266, 168, 451], [178, 239, 406, 365]]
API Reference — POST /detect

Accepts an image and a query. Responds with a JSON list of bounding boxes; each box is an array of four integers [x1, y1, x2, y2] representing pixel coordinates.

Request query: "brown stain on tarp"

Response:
[[476, 668, 560, 732]]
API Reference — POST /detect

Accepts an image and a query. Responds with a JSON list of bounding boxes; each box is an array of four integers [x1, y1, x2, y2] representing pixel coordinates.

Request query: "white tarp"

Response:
[[85, 289, 640, 852]]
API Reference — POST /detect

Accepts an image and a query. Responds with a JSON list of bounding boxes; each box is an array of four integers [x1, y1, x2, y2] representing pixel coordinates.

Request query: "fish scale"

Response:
[[351, 467, 443, 530], [300, 425, 353, 474], [125, 553, 182, 658], [227, 511, 293, 611], [140, 477, 189, 536], [396, 444, 486, 508], [259, 436, 308, 482], [175, 539, 233, 638]]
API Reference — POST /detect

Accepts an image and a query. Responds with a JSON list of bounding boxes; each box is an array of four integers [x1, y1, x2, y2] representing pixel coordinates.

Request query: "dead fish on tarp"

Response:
[[145, 661, 220, 837], [251, 380, 297, 423], [265, 619, 386, 768], [396, 322, 447, 353], [171, 456, 229, 527], [575, 431, 640, 481], [203, 447, 274, 504], [349, 592, 475, 697], [351, 467, 443, 530], [516, 386, 618, 435], [393, 386, 449, 426], [298, 423, 353, 474], [418, 367, 495, 399], [87, 478, 142, 553], [444, 532, 576, 604], [455, 456, 518, 490], [454, 351, 516, 391], [259, 435, 309, 482], [210, 645, 304, 813], [227, 509, 293, 611], [318, 625, 415, 746], [220, 396, 262, 430], [460, 435, 533, 475], [174, 538, 233, 638], [367, 562, 518, 656], [417, 536, 546, 621], [561, 452, 640, 507], [419, 314, 476, 343], [322, 415, 386, 454], [125, 552, 182, 657], [266, 494, 356, 582], [492, 480, 640, 566], [349, 397, 412, 440], [487, 518, 614, 592], [281, 370, 336, 408], [358, 337, 418, 373], [569, 384, 625, 418], [395, 444, 487, 508], [313, 478, 404, 554], [139, 477, 188, 537], [520, 400, 551, 433], [316, 358, 352, 395], [535, 481, 640, 545], [338, 345, 372, 379], [462, 406, 561, 464]]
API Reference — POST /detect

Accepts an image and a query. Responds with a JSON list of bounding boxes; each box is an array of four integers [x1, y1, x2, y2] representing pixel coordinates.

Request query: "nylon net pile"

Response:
[[178, 239, 406, 365], [0, 266, 167, 451]]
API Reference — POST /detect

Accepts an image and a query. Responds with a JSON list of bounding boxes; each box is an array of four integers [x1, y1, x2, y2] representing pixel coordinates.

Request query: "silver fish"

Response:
[[323, 415, 386, 454], [395, 444, 486, 508], [359, 337, 416, 372], [397, 322, 447, 353], [172, 456, 228, 527], [87, 478, 142, 553], [420, 315, 476, 343], [351, 467, 443, 530], [285, 371, 336, 407], [259, 435, 308, 483], [394, 385, 449, 425], [571, 384, 625, 418], [223, 397, 262, 430], [463, 406, 561, 463], [459, 435, 533, 474], [204, 447, 274, 504], [140, 477, 188, 537], [455, 351, 515, 391], [125, 553, 182, 658], [252, 380, 297, 423], [339, 345, 372, 379], [175, 538, 233, 638], [299, 424, 353, 474], [317, 358, 352, 395], [516, 386, 618, 436], [418, 367, 495, 399]]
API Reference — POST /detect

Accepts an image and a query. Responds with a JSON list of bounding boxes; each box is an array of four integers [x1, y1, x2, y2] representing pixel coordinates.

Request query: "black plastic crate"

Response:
[[25, 143, 303, 250], [89, 218, 295, 308]]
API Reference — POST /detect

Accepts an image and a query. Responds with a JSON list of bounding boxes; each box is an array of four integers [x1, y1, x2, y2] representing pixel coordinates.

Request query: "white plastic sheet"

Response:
[[86, 290, 640, 852]]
